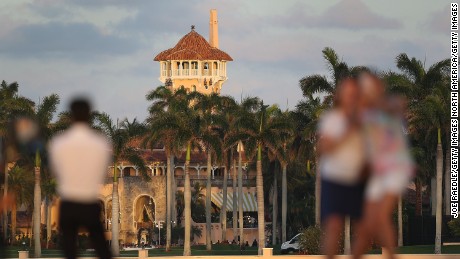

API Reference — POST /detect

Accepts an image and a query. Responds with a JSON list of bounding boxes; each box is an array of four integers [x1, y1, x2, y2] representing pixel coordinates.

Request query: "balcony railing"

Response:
[[175, 175, 255, 187], [167, 69, 207, 77]]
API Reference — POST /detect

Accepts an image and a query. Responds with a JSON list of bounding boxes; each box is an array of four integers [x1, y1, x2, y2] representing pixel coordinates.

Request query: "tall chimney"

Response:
[[209, 9, 219, 48]]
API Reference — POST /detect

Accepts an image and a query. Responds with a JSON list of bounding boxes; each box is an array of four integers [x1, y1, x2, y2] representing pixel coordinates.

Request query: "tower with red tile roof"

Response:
[[154, 9, 232, 95]]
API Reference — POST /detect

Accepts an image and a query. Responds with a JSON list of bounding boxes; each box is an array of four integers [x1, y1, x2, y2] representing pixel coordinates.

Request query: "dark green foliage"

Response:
[[448, 218, 460, 237], [298, 226, 322, 255]]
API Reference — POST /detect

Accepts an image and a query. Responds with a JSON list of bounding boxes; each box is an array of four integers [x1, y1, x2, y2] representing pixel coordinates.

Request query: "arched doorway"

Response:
[[133, 195, 155, 246], [98, 199, 105, 226]]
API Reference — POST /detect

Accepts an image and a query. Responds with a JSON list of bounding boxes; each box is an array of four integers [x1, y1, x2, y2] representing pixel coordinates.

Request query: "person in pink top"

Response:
[[353, 72, 414, 259]]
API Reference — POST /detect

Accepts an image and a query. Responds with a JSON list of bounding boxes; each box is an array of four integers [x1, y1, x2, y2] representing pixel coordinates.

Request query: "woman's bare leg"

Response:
[[352, 202, 378, 259], [378, 194, 398, 259], [322, 215, 344, 259]]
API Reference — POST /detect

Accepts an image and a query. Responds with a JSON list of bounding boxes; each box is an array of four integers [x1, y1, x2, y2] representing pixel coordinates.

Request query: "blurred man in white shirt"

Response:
[[49, 99, 112, 259]]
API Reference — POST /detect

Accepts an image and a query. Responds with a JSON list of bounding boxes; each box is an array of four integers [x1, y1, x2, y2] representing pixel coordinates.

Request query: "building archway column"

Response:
[[148, 165, 155, 176], [159, 165, 165, 176], [191, 164, 200, 178], [211, 166, 219, 179], [118, 166, 126, 178]]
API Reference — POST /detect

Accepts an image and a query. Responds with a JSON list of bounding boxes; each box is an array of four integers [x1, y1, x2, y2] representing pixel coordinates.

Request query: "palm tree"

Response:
[[281, 159, 287, 243], [145, 86, 190, 251], [226, 97, 261, 245], [192, 92, 223, 251], [146, 92, 205, 255], [237, 103, 292, 254], [96, 114, 148, 256], [232, 154, 238, 241], [8, 166, 33, 244], [272, 162, 278, 245], [0, 80, 34, 242], [386, 54, 449, 253], [31, 93, 59, 257], [209, 96, 237, 243], [179, 113, 202, 256], [184, 142, 193, 256], [274, 110, 295, 245], [293, 94, 326, 225], [298, 48, 364, 225], [299, 47, 366, 105], [0, 80, 34, 135], [41, 174, 56, 249], [33, 152, 41, 256], [237, 141, 244, 246], [216, 96, 239, 243]]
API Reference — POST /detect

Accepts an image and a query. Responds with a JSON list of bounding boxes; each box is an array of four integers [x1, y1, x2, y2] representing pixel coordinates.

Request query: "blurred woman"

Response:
[[353, 73, 413, 259], [317, 77, 366, 259]]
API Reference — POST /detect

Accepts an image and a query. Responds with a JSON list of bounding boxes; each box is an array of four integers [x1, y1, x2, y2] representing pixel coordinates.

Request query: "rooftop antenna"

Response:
[[423, 53, 427, 69]]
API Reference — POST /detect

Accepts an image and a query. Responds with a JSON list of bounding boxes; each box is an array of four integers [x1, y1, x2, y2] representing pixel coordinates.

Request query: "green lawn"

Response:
[[3, 244, 460, 257], [2, 244, 260, 258]]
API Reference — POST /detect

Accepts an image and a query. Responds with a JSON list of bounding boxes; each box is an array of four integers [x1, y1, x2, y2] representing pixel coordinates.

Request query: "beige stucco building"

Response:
[[25, 9, 259, 249]]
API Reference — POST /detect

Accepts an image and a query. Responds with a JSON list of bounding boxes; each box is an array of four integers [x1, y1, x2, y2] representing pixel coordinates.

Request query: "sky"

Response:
[[0, 0, 452, 121]]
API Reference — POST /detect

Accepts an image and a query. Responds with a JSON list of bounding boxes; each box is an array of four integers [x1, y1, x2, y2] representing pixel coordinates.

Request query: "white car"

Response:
[[280, 233, 301, 254]]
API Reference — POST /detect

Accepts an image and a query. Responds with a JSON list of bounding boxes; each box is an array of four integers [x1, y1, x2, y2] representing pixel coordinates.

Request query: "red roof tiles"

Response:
[[154, 30, 232, 61]]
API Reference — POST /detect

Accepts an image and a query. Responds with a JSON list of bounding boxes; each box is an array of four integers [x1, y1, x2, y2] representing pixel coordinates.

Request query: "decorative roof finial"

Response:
[[191, 25, 195, 31]]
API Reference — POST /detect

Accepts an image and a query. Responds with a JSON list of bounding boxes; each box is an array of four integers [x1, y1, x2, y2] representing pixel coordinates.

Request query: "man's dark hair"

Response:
[[70, 98, 91, 123]]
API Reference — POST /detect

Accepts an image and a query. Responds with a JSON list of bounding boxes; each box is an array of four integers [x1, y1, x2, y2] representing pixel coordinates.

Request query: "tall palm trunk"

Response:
[[272, 169, 278, 246], [314, 154, 321, 225], [183, 143, 192, 256], [166, 151, 172, 251], [171, 156, 177, 227], [415, 178, 422, 216], [205, 151, 212, 251], [11, 202, 17, 245], [444, 145, 450, 215], [30, 217, 33, 247], [435, 129, 443, 254], [111, 164, 120, 256], [398, 195, 403, 247], [221, 151, 229, 242], [256, 145, 265, 255], [281, 162, 287, 243], [46, 199, 52, 249], [237, 145, 244, 246], [232, 158, 238, 242], [33, 162, 41, 257], [3, 163, 9, 241], [344, 216, 350, 254], [431, 177, 436, 216]]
